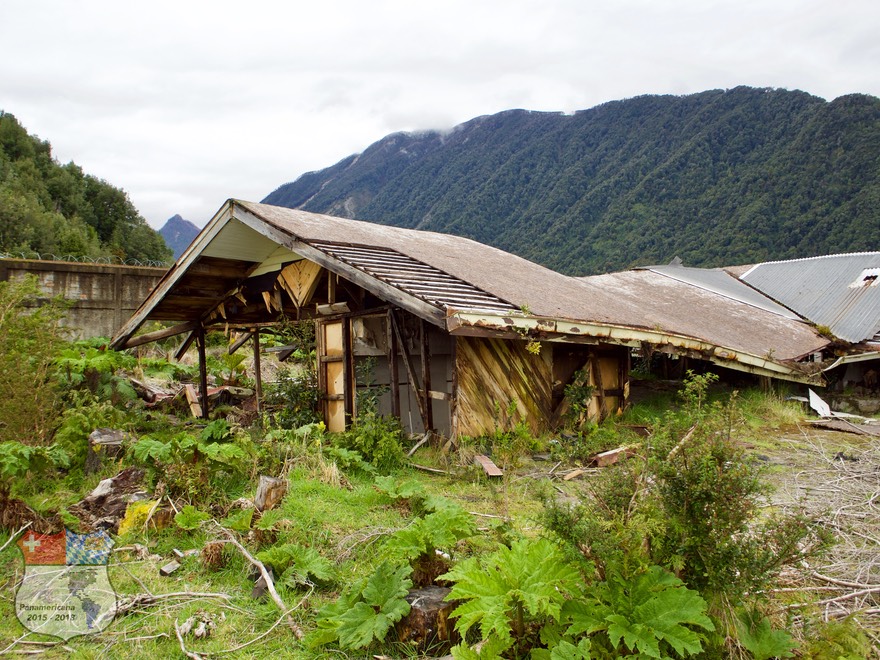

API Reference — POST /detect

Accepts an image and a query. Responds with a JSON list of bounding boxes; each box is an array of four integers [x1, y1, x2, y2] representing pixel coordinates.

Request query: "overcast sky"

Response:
[[2, 0, 879, 229]]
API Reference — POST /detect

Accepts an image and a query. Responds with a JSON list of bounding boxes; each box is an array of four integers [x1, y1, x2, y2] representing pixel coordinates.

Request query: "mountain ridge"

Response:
[[159, 214, 200, 260], [263, 87, 880, 275]]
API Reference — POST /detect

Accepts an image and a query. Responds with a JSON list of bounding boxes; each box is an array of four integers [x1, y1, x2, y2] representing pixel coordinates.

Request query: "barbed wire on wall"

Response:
[[0, 251, 170, 268]]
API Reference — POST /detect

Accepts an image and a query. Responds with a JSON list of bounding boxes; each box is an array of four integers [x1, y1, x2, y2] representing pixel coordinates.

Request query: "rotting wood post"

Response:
[[391, 311, 430, 431], [342, 317, 353, 426], [387, 309, 401, 419], [420, 318, 434, 432], [590, 353, 608, 422], [252, 328, 262, 415], [196, 325, 209, 419]]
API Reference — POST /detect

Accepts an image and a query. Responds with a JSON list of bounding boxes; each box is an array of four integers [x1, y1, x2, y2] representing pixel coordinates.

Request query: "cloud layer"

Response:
[[2, 0, 878, 227]]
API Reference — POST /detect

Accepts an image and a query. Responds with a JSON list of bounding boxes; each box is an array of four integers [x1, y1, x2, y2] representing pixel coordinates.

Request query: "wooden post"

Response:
[[196, 325, 209, 420], [252, 329, 262, 415], [420, 319, 433, 432], [342, 317, 353, 426], [390, 311, 429, 431], [387, 309, 400, 419]]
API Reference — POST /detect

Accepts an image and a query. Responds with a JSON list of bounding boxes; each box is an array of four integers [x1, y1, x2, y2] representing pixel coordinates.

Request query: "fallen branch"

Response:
[[210, 522, 304, 639], [114, 591, 232, 616], [211, 590, 313, 655], [174, 619, 203, 660], [0, 522, 31, 554], [409, 462, 450, 475]]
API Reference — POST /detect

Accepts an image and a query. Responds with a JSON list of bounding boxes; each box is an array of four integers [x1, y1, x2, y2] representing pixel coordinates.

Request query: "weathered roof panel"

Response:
[[644, 264, 799, 319], [577, 270, 827, 362], [740, 252, 880, 343]]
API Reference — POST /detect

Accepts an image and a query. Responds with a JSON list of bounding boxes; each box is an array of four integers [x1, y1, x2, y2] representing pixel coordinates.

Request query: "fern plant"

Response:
[[562, 564, 714, 658], [383, 501, 476, 585], [310, 561, 412, 651], [256, 542, 334, 588], [441, 537, 582, 657]]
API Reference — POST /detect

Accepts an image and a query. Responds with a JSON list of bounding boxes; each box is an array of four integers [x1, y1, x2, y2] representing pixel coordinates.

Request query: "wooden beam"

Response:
[[387, 309, 400, 419], [590, 353, 608, 422], [420, 318, 434, 431], [228, 331, 253, 355], [196, 326, 209, 420], [390, 310, 429, 429], [253, 329, 263, 416], [342, 317, 353, 426], [122, 321, 198, 348], [174, 330, 197, 361]]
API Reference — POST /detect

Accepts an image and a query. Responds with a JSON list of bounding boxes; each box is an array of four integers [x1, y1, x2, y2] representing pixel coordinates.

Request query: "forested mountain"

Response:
[[159, 214, 200, 259], [264, 87, 880, 275], [0, 112, 171, 264]]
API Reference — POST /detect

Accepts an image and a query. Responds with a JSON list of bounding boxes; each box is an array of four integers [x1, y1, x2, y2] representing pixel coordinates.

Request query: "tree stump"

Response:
[[253, 475, 288, 512], [84, 428, 130, 474], [395, 585, 458, 651]]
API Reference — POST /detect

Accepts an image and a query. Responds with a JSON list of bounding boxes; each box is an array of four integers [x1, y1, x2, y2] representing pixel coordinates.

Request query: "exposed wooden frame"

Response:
[[122, 321, 198, 349], [253, 329, 262, 415], [389, 310, 429, 429], [387, 309, 401, 418], [420, 318, 434, 431], [196, 326, 209, 420]]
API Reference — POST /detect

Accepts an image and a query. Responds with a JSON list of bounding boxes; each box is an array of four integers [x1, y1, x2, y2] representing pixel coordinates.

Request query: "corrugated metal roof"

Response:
[[643, 264, 799, 319], [306, 240, 518, 313], [740, 252, 880, 343]]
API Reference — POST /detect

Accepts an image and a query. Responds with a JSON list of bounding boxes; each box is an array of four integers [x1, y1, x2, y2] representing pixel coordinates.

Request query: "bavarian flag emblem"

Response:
[[15, 529, 117, 639]]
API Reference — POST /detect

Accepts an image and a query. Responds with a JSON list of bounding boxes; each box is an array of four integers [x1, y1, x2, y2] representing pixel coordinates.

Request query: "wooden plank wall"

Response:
[[454, 336, 554, 438]]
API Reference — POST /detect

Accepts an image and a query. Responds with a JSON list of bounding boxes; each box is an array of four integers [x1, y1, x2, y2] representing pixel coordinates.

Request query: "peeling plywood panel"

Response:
[[454, 336, 553, 438]]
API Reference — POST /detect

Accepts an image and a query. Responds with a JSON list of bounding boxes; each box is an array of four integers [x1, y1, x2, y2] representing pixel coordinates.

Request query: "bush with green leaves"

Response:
[[0, 440, 69, 500], [540, 371, 826, 658], [336, 412, 405, 471], [0, 275, 68, 445], [255, 542, 334, 589], [264, 364, 321, 429], [440, 537, 582, 658], [128, 425, 250, 502], [54, 339, 138, 403], [382, 496, 477, 586], [310, 561, 412, 651]]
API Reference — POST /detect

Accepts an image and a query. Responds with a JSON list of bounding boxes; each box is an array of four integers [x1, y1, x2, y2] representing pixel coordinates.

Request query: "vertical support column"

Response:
[[420, 319, 433, 432], [196, 325, 209, 420], [252, 328, 262, 415], [342, 316, 353, 426], [387, 309, 400, 419]]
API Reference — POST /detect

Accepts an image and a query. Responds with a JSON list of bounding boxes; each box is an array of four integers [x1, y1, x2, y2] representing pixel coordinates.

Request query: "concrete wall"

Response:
[[0, 259, 166, 340]]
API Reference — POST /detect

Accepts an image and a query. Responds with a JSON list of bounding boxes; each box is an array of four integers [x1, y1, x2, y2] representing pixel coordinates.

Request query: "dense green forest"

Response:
[[264, 87, 880, 274], [0, 112, 171, 264]]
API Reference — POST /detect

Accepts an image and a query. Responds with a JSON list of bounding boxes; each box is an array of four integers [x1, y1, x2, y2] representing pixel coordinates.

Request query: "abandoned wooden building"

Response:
[[111, 199, 833, 438]]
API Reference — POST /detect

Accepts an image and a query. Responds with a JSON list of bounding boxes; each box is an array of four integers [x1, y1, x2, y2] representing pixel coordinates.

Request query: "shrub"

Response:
[[0, 275, 68, 445]]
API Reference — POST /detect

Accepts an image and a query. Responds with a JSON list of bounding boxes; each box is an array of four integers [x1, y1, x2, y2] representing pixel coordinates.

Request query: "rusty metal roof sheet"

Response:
[[740, 252, 880, 343]]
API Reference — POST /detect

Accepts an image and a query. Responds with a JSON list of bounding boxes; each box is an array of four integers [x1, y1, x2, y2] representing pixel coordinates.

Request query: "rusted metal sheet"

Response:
[[454, 336, 554, 438]]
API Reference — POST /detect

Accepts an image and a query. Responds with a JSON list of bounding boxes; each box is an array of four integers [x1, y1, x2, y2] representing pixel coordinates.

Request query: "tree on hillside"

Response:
[[0, 112, 172, 264]]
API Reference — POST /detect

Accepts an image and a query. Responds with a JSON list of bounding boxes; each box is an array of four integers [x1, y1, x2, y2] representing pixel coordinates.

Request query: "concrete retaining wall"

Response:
[[0, 259, 166, 340]]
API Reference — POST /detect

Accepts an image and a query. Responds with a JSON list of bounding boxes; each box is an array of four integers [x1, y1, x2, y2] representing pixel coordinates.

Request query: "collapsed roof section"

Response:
[[112, 199, 829, 384]]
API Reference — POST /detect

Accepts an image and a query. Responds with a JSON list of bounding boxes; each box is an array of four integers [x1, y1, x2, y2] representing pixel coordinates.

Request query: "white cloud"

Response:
[[1, 0, 878, 227]]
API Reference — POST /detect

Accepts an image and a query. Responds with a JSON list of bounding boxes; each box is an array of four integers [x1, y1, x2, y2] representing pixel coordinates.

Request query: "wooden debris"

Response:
[[806, 418, 880, 437], [254, 475, 288, 512], [473, 454, 503, 478], [184, 384, 202, 418], [84, 428, 130, 474], [160, 560, 181, 576], [172, 548, 200, 560], [562, 469, 586, 481], [410, 463, 451, 475], [395, 585, 458, 651], [407, 432, 432, 457], [591, 445, 636, 468]]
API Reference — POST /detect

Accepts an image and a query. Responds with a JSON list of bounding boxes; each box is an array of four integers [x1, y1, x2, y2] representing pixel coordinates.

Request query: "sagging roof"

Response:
[[740, 252, 880, 344], [112, 199, 829, 384]]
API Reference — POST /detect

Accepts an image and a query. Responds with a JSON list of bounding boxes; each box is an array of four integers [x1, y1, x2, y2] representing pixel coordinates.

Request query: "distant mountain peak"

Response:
[[159, 215, 200, 260]]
